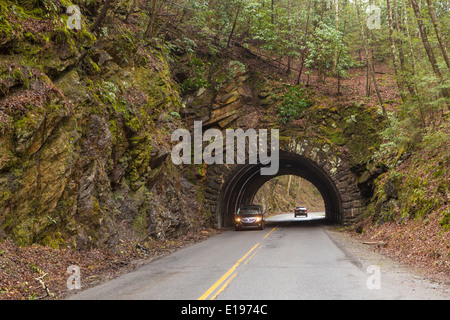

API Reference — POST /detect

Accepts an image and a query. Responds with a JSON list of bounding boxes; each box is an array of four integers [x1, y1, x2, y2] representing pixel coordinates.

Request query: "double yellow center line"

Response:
[[198, 226, 277, 300]]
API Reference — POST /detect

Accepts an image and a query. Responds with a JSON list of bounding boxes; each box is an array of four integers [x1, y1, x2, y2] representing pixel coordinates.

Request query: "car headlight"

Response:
[[255, 216, 262, 222], [236, 217, 241, 222]]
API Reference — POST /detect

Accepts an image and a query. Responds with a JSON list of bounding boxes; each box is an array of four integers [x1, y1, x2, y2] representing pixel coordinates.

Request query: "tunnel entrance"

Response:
[[217, 151, 343, 228]]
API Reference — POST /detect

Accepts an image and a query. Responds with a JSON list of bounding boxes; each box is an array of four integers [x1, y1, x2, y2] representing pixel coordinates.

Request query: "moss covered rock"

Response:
[[0, 0, 205, 250]]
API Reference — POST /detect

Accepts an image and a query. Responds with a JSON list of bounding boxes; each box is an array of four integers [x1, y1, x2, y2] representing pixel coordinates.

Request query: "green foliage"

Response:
[[440, 210, 450, 230], [278, 85, 313, 124], [170, 111, 181, 119], [305, 22, 354, 81], [185, 0, 304, 59], [180, 57, 209, 93], [420, 121, 450, 159]]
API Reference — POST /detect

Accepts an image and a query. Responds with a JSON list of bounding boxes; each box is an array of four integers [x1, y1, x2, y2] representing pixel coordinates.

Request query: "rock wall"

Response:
[[0, 1, 205, 249]]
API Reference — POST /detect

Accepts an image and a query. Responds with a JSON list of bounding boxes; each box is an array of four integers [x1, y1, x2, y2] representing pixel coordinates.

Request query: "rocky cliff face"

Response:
[[0, 1, 205, 250]]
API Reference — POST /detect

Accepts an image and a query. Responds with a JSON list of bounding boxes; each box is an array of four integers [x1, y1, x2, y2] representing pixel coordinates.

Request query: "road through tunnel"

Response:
[[217, 151, 343, 227]]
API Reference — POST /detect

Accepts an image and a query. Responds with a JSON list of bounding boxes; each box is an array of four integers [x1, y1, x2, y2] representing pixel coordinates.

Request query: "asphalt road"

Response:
[[68, 213, 449, 300]]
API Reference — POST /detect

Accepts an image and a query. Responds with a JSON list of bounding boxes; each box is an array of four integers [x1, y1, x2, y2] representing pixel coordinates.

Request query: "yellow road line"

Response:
[[244, 252, 257, 265], [198, 242, 260, 300], [198, 226, 278, 300], [210, 272, 238, 300], [264, 226, 277, 238]]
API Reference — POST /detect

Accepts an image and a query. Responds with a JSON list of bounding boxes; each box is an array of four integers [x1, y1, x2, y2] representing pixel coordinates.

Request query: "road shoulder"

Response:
[[325, 226, 450, 299]]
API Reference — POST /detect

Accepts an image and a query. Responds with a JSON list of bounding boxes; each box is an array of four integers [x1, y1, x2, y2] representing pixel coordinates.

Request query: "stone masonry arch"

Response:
[[182, 62, 374, 230], [203, 138, 364, 228]]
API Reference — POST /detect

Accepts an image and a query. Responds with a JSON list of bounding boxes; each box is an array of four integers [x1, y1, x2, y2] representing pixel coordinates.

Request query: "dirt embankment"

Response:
[[0, 228, 218, 300]]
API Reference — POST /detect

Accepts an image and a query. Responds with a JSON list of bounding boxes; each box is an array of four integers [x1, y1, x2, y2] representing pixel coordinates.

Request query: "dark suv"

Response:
[[235, 205, 265, 230]]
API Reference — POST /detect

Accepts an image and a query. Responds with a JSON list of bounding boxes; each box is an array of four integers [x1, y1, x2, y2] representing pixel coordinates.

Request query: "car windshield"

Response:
[[237, 206, 260, 215]]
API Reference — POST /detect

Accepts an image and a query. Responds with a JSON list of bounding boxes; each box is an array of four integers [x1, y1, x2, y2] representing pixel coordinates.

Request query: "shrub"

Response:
[[278, 85, 313, 124]]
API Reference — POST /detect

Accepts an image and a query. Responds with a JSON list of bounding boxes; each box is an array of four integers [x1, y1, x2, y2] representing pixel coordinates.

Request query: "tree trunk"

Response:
[[145, 0, 159, 38], [319, 0, 326, 23], [355, 0, 388, 120], [392, 0, 405, 69], [271, 0, 275, 24], [387, 0, 407, 102], [91, 0, 114, 33], [287, 0, 291, 74], [335, 18, 347, 95], [333, 0, 339, 73], [403, 2, 426, 126], [425, 0, 450, 69], [227, 6, 241, 48], [395, 0, 417, 96], [337, 72, 341, 96], [366, 58, 371, 96], [410, 0, 450, 108], [287, 175, 292, 195], [296, 0, 312, 85]]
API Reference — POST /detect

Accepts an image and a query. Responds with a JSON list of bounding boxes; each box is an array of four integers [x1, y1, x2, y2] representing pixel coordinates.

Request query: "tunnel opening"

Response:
[[253, 174, 325, 217], [217, 151, 343, 228]]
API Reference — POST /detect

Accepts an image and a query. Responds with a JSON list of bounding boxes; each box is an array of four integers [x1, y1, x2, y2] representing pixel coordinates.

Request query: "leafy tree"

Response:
[[304, 22, 352, 85]]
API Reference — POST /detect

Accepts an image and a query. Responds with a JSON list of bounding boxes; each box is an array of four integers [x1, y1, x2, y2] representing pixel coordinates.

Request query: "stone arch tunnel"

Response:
[[218, 151, 342, 227], [182, 65, 369, 229], [203, 142, 364, 229]]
